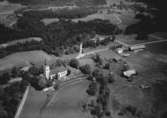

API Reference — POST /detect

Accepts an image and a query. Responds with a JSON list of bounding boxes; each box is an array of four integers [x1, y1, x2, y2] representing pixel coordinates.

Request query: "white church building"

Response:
[[44, 64, 68, 81]]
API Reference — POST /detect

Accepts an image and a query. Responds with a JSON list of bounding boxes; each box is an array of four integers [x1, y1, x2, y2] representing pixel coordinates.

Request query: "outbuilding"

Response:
[[123, 69, 137, 78], [129, 45, 145, 51]]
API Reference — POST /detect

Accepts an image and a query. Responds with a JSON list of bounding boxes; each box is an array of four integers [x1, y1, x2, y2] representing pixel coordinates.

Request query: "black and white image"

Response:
[[0, 0, 167, 118]]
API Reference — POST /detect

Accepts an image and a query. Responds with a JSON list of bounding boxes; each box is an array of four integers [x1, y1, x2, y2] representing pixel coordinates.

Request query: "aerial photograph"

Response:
[[0, 0, 167, 118]]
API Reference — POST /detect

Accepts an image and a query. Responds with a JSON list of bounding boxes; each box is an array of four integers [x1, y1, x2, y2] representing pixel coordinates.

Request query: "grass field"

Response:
[[0, 50, 57, 71], [0, 1, 23, 13], [146, 42, 167, 55], [72, 11, 119, 24], [20, 80, 89, 118], [116, 34, 159, 46]]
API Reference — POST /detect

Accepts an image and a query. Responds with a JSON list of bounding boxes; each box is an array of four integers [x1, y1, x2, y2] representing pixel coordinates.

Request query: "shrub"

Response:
[[69, 58, 80, 69], [86, 88, 96, 96], [29, 66, 43, 76], [92, 69, 103, 78], [111, 97, 121, 111], [91, 54, 103, 65], [125, 105, 137, 116], [103, 63, 110, 69], [86, 75, 94, 81], [38, 77, 47, 89], [86, 82, 97, 96], [108, 77, 115, 83], [105, 111, 111, 116], [79, 64, 91, 74], [67, 69, 71, 76], [0, 72, 11, 85]]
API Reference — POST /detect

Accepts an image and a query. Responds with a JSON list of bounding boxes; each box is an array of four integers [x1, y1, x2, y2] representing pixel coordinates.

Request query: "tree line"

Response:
[[0, 14, 121, 58]]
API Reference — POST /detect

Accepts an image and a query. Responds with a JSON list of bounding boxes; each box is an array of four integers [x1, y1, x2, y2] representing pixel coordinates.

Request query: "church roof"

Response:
[[50, 66, 67, 75]]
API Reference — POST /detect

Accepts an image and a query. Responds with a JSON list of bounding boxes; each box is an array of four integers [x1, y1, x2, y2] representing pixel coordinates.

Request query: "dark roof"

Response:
[[50, 66, 66, 75]]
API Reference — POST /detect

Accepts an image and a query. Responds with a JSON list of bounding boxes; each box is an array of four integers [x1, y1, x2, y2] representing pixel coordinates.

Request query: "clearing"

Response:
[[0, 50, 57, 71], [19, 80, 89, 118]]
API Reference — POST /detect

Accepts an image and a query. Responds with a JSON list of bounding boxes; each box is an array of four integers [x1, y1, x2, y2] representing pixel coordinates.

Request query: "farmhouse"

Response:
[[123, 69, 137, 78], [44, 64, 68, 81], [129, 45, 145, 51]]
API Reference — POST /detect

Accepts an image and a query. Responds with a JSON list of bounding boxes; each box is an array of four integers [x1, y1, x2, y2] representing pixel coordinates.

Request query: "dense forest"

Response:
[[124, 0, 167, 40], [0, 0, 106, 6], [0, 24, 29, 43], [0, 11, 121, 58]]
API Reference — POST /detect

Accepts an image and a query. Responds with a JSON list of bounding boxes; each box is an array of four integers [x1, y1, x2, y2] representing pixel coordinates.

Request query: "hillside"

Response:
[[5, 0, 106, 6], [0, 50, 57, 71]]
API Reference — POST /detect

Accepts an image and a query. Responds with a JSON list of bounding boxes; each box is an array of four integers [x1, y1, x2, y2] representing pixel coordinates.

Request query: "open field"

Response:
[[19, 80, 89, 118], [41, 8, 137, 30], [79, 39, 167, 118], [147, 42, 167, 55], [72, 11, 120, 24], [0, 1, 23, 13], [9, 39, 167, 118], [0, 50, 57, 71], [116, 35, 157, 46]]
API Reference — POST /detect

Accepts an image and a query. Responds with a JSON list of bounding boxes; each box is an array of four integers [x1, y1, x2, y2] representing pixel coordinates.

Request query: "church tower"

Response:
[[79, 42, 83, 55], [44, 59, 50, 80]]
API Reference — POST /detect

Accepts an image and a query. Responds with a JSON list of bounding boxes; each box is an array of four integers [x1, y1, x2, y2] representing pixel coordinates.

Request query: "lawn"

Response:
[[0, 50, 57, 71], [20, 80, 89, 118], [116, 34, 159, 46], [0, 1, 23, 13], [146, 42, 167, 55], [72, 12, 119, 24]]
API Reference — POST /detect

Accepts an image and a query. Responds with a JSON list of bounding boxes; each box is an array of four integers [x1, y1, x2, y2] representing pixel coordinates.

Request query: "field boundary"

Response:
[[14, 85, 30, 118]]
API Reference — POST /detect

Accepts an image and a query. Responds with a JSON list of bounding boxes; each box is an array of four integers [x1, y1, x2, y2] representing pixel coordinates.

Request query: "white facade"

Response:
[[58, 70, 68, 79], [44, 65, 50, 80], [44, 64, 67, 81], [123, 69, 137, 78], [130, 45, 145, 51]]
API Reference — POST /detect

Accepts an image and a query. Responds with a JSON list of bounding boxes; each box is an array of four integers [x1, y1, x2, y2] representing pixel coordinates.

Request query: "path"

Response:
[[116, 38, 167, 48], [134, 39, 167, 46], [76, 48, 108, 59]]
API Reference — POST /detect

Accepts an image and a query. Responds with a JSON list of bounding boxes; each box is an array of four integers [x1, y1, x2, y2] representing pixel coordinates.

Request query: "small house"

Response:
[[123, 69, 137, 78], [116, 48, 124, 54]]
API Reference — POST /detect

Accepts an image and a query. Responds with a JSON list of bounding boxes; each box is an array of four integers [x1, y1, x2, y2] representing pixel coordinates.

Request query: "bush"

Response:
[[38, 77, 47, 89], [86, 75, 94, 81], [103, 63, 110, 69], [86, 88, 96, 96], [92, 69, 103, 78], [29, 66, 43, 76], [0, 72, 11, 85], [108, 77, 115, 83], [125, 105, 137, 116], [69, 58, 80, 69], [92, 54, 103, 65], [79, 64, 91, 74], [105, 111, 111, 116], [67, 69, 71, 76], [86, 82, 97, 96], [90, 106, 101, 116], [0, 106, 8, 118]]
